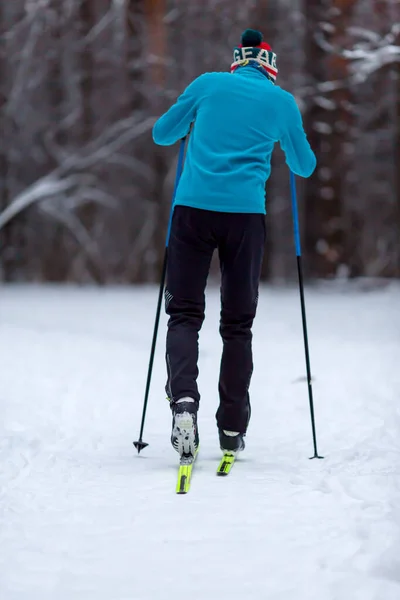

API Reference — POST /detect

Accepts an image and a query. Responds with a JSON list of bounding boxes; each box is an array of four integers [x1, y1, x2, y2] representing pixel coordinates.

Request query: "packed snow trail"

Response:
[[1, 283, 400, 600]]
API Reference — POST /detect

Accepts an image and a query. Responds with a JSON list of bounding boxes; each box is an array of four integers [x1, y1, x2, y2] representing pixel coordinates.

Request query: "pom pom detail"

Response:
[[241, 29, 263, 47]]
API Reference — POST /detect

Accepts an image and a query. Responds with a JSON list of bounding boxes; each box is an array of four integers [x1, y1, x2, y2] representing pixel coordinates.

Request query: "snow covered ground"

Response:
[[1, 282, 400, 600]]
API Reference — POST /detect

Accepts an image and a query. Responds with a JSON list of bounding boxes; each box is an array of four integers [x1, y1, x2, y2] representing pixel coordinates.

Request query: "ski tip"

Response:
[[133, 441, 149, 454], [216, 470, 229, 477], [176, 484, 189, 494], [176, 453, 198, 494], [176, 468, 191, 494]]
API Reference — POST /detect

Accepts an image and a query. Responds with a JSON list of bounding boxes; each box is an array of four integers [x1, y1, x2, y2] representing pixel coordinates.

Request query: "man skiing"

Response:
[[152, 29, 316, 463]]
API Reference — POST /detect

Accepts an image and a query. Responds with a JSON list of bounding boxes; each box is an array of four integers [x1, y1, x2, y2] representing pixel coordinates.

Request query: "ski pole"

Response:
[[134, 137, 187, 453], [290, 171, 323, 459]]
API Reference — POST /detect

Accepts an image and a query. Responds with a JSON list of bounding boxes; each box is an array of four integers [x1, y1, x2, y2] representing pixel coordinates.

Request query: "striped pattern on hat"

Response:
[[231, 29, 278, 83]]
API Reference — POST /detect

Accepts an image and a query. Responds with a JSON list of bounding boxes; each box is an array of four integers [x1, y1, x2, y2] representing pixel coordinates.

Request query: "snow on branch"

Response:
[[0, 116, 156, 233], [78, 117, 156, 169], [0, 175, 82, 232], [344, 43, 400, 82], [347, 27, 381, 45], [344, 24, 400, 83]]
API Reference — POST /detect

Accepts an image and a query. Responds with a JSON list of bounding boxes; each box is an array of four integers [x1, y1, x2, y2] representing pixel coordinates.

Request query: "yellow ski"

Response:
[[176, 449, 199, 494], [217, 453, 236, 476]]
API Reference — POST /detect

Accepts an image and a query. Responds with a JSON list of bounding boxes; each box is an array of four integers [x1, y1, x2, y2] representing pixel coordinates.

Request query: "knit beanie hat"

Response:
[[231, 29, 278, 83]]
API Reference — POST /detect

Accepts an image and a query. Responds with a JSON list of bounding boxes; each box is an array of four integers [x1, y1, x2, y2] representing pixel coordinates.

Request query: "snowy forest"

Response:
[[0, 0, 399, 283]]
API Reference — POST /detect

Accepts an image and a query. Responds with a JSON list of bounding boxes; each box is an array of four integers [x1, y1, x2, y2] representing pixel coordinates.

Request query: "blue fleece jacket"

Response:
[[153, 66, 316, 214]]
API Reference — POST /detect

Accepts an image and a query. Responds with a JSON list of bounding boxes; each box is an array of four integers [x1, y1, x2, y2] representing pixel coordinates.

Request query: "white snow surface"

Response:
[[1, 282, 400, 600]]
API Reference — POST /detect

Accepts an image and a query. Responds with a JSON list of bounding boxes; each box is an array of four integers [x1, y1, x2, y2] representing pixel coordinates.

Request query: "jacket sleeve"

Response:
[[152, 76, 204, 146], [279, 94, 317, 178]]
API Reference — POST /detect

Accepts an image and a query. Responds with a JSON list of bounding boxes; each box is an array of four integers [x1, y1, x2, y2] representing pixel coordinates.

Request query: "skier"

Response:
[[152, 29, 316, 461]]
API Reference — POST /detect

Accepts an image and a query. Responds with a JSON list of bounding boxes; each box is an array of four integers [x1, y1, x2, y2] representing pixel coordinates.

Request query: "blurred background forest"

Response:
[[0, 0, 399, 284]]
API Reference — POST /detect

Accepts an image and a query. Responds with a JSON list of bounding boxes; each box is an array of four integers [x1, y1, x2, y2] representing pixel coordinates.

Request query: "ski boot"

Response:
[[219, 429, 245, 455], [170, 398, 199, 462]]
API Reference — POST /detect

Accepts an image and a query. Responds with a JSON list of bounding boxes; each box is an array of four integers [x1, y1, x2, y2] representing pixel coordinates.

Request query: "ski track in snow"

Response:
[[0, 283, 399, 600]]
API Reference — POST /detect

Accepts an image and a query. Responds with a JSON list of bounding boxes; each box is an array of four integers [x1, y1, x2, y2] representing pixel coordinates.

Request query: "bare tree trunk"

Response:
[[48, 1, 65, 149], [351, 0, 400, 278], [0, 2, 28, 281], [79, 0, 94, 145], [144, 0, 169, 282], [0, 2, 9, 280], [393, 0, 400, 276], [369, 0, 399, 277], [304, 0, 357, 278], [397, 70, 400, 277]]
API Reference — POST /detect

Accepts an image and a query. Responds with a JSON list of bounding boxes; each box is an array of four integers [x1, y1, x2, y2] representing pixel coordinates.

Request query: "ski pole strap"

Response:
[[290, 171, 301, 257]]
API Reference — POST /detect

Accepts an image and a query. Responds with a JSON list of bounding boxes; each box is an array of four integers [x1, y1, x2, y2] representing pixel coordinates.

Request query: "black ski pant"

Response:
[[165, 205, 265, 434]]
